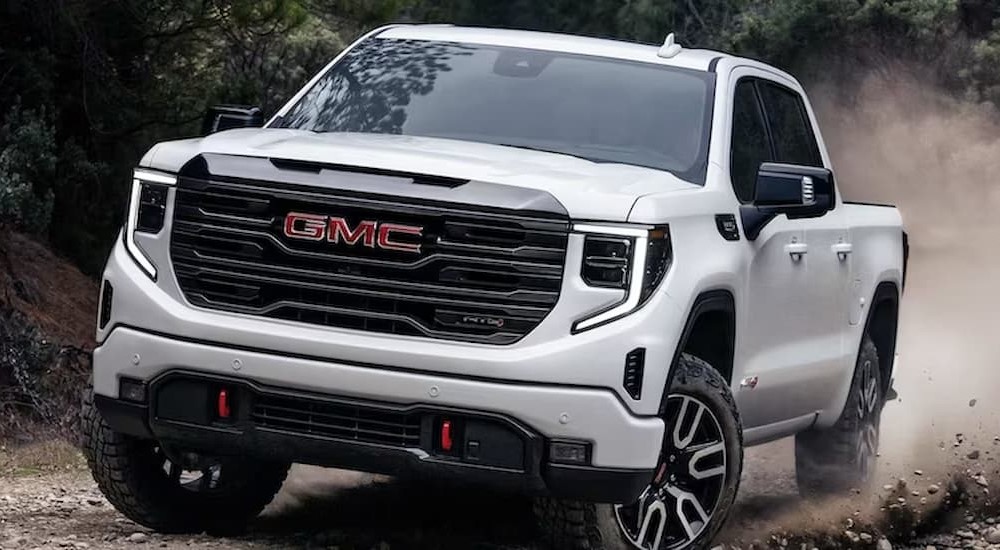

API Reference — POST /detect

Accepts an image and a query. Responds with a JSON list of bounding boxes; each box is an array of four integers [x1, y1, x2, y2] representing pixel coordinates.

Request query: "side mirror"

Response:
[[741, 163, 836, 240], [201, 105, 264, 136]]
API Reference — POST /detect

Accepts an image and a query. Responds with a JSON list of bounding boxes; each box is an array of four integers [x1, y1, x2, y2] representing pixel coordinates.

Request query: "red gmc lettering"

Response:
[[283, 213, 423, 253], [283, 212, 326, 241], [329, 217, 376, 248], [378, 223, 423, 253]]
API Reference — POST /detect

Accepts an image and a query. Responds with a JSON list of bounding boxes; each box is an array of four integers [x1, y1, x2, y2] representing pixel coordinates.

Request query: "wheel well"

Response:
[[677, 291, 736, 385], [866, 282, 900, 394]]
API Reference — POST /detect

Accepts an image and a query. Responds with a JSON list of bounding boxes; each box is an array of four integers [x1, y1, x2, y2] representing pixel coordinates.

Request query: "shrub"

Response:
[[0, 105, 56, 235]]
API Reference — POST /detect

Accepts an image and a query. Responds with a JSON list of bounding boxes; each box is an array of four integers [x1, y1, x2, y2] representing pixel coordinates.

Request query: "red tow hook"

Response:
[[217, 388, 231, 419], [441, 420, 453, 452]]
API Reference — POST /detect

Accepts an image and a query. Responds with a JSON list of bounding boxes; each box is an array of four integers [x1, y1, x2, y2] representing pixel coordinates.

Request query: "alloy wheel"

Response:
[[615, 394, 728, 550], [855, 357, 881, 482]]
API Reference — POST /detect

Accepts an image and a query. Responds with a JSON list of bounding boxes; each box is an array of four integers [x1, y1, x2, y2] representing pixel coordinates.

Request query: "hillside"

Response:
[[0, 231, 98, 439]]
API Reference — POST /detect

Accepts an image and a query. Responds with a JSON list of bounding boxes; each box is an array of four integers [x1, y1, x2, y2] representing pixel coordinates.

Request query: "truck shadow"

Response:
[[253, 467, 539, 548]]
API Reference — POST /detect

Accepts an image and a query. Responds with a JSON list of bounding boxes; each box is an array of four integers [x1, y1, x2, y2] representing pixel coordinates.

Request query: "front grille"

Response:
[[170, 174, 569, 344], [252, 393, 422, 447]]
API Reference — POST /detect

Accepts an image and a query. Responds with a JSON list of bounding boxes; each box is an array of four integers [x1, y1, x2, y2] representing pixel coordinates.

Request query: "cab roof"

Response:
[[378, 25, 735, 73]]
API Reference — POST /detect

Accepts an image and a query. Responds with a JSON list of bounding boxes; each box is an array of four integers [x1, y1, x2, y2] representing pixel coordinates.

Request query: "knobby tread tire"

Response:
[[81, 389, 289, 534], [535, 353, 743, 550], [795, 337, 882, 496]]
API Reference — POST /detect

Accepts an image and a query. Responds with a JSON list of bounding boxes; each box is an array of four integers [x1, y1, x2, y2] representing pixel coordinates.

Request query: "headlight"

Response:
[[124, 168, 176, 279], [573, 223, 671, 332]]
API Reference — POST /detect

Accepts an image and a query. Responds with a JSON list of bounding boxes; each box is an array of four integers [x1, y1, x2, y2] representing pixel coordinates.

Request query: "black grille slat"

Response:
[[173, 256, 559, 309], [173, 220, 565, 273], [171, 176, 569, 344], [252, 394, 422, 447]]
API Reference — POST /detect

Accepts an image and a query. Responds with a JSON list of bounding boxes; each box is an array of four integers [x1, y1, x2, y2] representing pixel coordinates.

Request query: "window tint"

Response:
[[730, 80, 771, 202], [278, 38, 715, 182], [758, 83, 822, 167]]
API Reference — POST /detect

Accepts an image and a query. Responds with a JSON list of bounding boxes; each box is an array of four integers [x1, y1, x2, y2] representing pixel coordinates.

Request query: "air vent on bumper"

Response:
[[624, 348, 646, 400]]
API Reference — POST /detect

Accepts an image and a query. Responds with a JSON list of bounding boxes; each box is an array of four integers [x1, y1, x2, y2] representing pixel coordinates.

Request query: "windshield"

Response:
[[276, 38, 715, 182]]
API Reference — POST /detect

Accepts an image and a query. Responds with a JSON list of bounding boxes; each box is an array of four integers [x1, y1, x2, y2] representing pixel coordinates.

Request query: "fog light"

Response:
[[549, 441, 590, 465], [119, 378, 147, 403]]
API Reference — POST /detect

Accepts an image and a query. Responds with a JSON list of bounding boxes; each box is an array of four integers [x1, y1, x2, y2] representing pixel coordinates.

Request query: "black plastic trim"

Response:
[[94, 383, 654, 503], [860, 281, 900, 396], [659, 290, 736, 413], [843, 200, 897, 208], [714, 214, 741, 241], [94, 395, 153, 439], [623, 348, 646, 400], [99, 281, 114, 330], [902, 230, 910, 290]]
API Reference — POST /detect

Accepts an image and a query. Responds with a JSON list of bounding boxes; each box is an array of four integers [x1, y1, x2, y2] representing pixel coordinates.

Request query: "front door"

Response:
[[728, 73, 848, 429]]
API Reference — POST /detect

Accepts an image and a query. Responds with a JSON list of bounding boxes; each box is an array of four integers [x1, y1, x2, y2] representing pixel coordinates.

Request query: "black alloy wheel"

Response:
[[614, 393, 728, 550]]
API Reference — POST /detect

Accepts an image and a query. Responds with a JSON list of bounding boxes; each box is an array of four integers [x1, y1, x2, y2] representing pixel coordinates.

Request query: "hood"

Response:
[[141, 129, 698, 221]]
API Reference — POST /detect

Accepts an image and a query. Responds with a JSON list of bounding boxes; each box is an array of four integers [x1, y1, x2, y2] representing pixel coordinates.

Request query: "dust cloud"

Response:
[[814, 72, 1000, 471]]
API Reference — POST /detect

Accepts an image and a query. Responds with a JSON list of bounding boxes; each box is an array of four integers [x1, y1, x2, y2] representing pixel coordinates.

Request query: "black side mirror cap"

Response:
[[201, 105, 264, 136], [741, 163, 836, 240]]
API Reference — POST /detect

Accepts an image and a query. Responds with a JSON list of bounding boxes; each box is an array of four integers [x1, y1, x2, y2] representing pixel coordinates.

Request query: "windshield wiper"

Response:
[[496, 143, 608, 164]]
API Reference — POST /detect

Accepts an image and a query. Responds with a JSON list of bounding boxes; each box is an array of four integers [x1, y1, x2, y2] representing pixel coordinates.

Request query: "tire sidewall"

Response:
[[595, 354, 743, 550]]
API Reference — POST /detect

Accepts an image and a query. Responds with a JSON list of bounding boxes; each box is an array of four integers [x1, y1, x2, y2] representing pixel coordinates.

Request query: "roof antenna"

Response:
[[658, 33, 682, 59]]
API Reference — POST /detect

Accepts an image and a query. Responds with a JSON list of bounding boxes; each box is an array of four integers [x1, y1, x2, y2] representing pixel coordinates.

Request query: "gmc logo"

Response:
[[283, 212, 424, 254]]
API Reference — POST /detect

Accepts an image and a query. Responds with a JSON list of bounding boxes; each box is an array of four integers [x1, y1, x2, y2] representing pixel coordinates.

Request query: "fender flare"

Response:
[[859, 281, 900, 394], [659, 289, 736, 413]]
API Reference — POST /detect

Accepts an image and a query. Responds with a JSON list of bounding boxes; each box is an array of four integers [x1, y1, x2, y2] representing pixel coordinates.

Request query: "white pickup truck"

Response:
[[82, 25, 906, 550]]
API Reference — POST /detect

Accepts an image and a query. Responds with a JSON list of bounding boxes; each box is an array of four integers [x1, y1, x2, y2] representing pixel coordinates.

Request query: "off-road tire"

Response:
[[534, 353, 743, 550], [81, 389, 290, 534], [795, 337, 883, 496]]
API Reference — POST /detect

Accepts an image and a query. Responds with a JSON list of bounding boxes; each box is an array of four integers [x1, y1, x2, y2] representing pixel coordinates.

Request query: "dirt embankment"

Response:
[[0, 231, 97, 439]]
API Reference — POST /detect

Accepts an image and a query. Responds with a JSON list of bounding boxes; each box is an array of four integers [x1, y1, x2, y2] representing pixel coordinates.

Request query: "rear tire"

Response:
[[534, 353, 743, 549], [795, 337, 884, 496], [81, 389, 290, 534]]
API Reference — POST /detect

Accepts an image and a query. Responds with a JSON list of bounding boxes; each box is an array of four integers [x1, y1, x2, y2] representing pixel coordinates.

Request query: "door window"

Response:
[[730, 79, 772, 203], [758, 82, 823, 167]]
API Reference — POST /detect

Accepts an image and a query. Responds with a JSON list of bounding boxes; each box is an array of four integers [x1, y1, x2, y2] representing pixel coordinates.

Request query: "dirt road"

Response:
[[1, 440, 997, 550]]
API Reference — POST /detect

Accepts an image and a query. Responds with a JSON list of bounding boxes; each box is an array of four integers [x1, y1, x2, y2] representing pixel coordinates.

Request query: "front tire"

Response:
[[795, 337, 884, 496], [81, 389, 290, 534], [535, 353, 743, 550]]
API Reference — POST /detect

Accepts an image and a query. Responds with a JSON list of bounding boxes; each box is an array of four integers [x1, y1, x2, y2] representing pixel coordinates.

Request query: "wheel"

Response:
[[81, 389, 290, 534], [795, 337, 883, 496], [535, 353, 743, 550]]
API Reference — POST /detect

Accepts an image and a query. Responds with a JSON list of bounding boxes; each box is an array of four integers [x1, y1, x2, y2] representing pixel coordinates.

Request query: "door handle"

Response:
[[832, 242, 853, 261], [785, 242, 808, 260]]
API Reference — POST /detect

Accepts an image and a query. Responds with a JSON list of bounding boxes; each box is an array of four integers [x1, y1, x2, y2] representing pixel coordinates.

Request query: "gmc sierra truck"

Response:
[[82, 25, 906, 550]]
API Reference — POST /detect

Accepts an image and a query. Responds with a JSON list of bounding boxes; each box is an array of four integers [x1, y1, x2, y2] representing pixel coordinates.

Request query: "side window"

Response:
[[730, 79, 771, 203], [758, 82, 823, 167]]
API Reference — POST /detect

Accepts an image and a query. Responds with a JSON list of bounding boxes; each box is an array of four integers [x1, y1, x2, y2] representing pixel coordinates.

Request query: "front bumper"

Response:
[[94, 331, 658, 502]]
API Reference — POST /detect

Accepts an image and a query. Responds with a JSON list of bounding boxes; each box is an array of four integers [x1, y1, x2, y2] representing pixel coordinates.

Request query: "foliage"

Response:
[[0, 306, 91, 440], [0, 0, 339, 273], [0, 105, 56, 235]]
